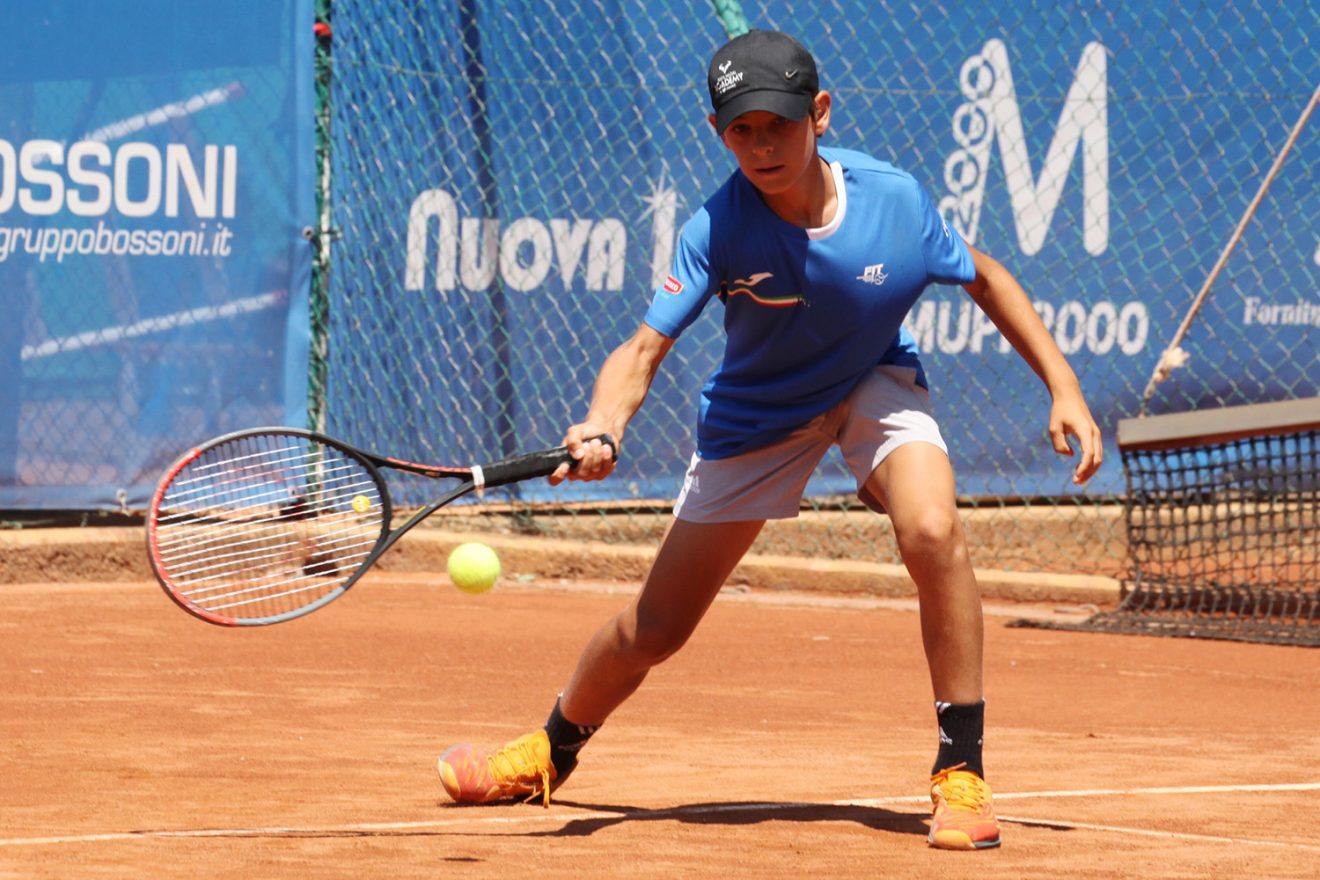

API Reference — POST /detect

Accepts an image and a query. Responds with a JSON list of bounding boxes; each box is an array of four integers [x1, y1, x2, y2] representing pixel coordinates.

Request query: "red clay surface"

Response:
[[2, 573, 1318, 879]]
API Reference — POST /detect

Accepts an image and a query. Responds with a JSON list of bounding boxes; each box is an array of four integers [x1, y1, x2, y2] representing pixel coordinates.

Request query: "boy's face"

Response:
[[709, 92, 831, 197]]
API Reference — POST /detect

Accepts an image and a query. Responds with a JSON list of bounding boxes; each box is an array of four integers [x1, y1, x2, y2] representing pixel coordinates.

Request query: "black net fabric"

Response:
[[1013, 428, 1319, 646]]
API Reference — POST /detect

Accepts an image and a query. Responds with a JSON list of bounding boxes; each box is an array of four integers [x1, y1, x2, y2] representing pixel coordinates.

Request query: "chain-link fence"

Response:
[[4, 2, 1315, 583], [314, 1, 1317, 574]]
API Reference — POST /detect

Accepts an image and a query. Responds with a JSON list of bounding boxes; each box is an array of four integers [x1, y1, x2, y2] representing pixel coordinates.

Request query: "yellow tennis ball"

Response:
[[447, 542, 501, 594]]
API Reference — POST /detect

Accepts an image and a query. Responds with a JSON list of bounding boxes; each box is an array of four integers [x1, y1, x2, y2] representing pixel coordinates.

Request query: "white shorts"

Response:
[[672, 365, 947, 523]]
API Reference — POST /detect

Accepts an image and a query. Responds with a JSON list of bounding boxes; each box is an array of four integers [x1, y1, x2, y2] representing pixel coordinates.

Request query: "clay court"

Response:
[[5, 2, 1317, 877], [3, 550, 1318, 879]]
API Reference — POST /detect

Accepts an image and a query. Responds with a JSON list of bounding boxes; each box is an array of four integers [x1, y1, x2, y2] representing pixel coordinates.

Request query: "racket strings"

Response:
[[152, 435, 386, 620]]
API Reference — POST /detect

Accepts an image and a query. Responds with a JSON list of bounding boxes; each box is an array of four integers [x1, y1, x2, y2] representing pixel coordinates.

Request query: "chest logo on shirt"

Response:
[[856, 263, 888, 286], [721, 272, 804, 307]]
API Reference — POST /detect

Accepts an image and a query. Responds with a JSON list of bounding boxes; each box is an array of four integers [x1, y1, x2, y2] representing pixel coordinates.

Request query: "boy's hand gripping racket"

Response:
[[145, 427, 615, 626]]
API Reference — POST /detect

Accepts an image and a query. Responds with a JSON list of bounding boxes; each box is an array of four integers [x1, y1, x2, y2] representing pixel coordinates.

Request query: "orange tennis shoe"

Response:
[[928, 764, 1002, 850], [437, 729, 563, 808]]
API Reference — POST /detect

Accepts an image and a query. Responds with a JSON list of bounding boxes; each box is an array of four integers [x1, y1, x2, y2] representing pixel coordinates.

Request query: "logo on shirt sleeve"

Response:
[[663, 275, 684, 294]]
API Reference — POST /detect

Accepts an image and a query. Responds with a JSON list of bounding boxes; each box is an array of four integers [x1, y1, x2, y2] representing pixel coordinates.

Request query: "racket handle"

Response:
[[480, 434, 617, 487]]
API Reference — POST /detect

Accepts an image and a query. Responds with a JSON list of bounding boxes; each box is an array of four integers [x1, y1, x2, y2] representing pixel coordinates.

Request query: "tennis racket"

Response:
[[146, 427, 615, 627]]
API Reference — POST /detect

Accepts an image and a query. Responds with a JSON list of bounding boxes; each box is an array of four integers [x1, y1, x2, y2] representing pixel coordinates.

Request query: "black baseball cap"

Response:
[[708, 30, 820, 135]]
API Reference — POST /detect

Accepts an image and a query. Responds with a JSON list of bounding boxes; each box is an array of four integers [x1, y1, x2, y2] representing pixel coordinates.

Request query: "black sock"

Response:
[[932, 700, 985, 778], [543, 696, 598, 778]]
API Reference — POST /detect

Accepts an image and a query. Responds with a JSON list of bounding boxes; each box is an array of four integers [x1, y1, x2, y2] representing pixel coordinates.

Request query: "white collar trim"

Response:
[[806, 160, 846, 240]]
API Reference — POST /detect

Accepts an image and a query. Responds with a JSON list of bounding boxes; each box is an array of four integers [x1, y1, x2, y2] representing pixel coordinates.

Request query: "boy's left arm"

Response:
[[961, 243, 1104, 485]]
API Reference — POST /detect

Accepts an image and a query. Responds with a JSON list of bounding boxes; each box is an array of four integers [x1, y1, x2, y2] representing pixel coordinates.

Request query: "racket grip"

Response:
[[480, 434, 617, 487]]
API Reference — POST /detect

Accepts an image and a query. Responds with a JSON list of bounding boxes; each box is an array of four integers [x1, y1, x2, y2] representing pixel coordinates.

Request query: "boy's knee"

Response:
[[896, 508, 964, 557]]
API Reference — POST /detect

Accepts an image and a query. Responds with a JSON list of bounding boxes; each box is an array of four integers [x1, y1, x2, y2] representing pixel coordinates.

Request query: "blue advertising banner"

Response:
[[0, 0, 314, 508], [326, 2, 1317, 504], [6, 2, 1313, 512]]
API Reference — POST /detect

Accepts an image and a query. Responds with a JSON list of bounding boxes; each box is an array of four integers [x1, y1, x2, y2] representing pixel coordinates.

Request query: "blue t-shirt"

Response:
[[644, 146, 976, 460]]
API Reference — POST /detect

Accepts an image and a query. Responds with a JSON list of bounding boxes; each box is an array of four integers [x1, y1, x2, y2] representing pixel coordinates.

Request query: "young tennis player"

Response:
[[438, 29, 1103, 851]]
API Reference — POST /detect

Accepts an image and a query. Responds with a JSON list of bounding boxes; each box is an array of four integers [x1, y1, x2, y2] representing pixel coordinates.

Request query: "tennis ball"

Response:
[[447, 542, 501, 594]]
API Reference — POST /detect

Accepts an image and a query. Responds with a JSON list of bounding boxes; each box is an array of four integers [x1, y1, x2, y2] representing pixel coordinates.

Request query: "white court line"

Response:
[[998, 815, 1320, 852], [2, 782, 1317, 849], [848, 781, 1320, 804]]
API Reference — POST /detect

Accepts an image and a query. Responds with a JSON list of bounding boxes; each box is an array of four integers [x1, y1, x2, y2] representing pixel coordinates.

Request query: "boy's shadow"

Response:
[[515, 798, 930, 839]]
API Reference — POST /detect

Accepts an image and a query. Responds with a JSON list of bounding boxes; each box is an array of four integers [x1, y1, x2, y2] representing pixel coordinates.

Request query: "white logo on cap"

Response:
[[719, 61, 733, 74], [715, 67, 744, 96]]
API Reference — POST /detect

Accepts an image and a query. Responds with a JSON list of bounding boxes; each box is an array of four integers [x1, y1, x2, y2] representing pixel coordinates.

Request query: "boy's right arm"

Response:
[[550, 322, 675, 484]]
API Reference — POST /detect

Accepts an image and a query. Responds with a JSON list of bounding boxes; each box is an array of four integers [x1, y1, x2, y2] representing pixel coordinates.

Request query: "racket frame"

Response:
[[146, 427, 610, 627]]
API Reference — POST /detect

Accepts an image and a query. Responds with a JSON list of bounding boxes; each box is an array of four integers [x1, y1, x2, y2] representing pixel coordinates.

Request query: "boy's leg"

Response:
[[437, 517, 764, 806], [865, 442, 982, 704], [559, 516, 766, 726], [439, 416, 835, 807], [864, 441, 1000, 850]]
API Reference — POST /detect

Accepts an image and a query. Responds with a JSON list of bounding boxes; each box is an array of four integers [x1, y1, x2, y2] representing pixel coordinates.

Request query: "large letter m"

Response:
[[939, 39, 1108, 256]]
